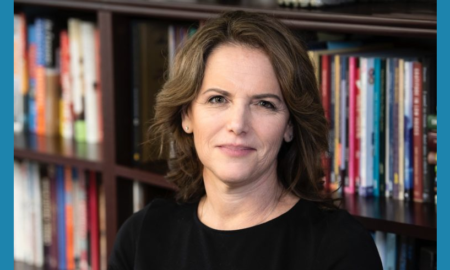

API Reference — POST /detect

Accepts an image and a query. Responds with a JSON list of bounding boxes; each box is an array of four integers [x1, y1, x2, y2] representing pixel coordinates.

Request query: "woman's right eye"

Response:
[[208, 96, 226, 104]]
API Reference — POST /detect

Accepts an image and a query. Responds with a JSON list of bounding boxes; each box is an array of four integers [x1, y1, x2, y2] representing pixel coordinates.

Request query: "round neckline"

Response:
[[193, 198, 304, 234]]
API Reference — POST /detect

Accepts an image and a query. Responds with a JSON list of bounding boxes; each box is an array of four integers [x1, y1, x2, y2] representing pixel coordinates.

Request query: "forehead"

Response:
[[200, 44, 281, 96]]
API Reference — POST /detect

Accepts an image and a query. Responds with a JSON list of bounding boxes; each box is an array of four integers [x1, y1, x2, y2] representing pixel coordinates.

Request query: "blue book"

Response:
[[385, 233, 397, 270], [56, 165, 67, 269], [27, 24, 36, 133], [373, 58, 381, 197], [387, 58, 396, 198]]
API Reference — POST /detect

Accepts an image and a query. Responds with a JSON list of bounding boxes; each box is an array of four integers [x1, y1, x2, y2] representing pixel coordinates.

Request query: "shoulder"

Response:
[[300, 200, 383, 270], [108, 198, 192, 270]]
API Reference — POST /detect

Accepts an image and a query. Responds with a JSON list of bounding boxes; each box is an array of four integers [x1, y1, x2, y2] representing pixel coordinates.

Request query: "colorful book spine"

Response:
[[27, 24, 37, 133], [321, 55, 331, 190], [65, 167, 75, 269], [60, 30, 73, 139], [333, 54, 340, 191], [49, 164, 59, 269], [373, 58, 381, 197], [340, 56, 348, 191], [413, 61, 423, 202], [379, 59, 386, 196], [89, 172, 99, 270], [81, 21, 100, 143], [404, 61, 414, 201], [398, 59, 405, 200], [346, 56, 357, 194], [359, 57, 374, 197], [35, 18, 47, 135], [385, 58, 392, 197], [393, 59, 400, 199], [56, 165, 67, 269]]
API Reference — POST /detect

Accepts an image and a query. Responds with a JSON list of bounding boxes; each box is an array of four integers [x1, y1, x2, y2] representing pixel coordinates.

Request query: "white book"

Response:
[[24, 161, 33, 264], [81, 21, 100, 143], [69, 18, 86, 142], [298, 0, 310, 7], [14, 161, 23, 262], [359, 58, 374, 196]]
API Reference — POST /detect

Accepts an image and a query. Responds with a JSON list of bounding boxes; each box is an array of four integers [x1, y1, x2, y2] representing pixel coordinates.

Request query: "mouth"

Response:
[[217, 144, 256, 157]]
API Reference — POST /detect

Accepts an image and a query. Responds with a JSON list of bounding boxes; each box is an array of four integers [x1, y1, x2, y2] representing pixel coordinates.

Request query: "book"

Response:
[[404, 60, 414, 201], [339, 56, 348, 193], [321, 54, 331, 190], [69, 18, 86, 142], [35, 18, 47, 135], [56, 165, 67, 269], [81, 21, 100, 143], [413, 61, 424, 201], [427, 151, 437, 165], [374, 231, 386, 267], [359, 57, 374, 197], [45, 68, 60, 136], [14, 14, 27, 134], [27, 24, 37, 133], [48, 164, 59, 269], [385, 233, 397, 270], [60, 30, 74, 139], [333, 54, 340, 191], [345, 56, 357, 194], [421, 57, 436, 203], [89, 171, 99, 270], [373, 58, 381, 197], [379, 58, 387, 197], [398, 59, 405, 200], [65, 167, 75, 269]]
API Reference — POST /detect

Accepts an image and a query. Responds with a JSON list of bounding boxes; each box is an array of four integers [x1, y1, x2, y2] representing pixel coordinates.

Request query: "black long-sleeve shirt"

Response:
[[108, 198, 382, 270]]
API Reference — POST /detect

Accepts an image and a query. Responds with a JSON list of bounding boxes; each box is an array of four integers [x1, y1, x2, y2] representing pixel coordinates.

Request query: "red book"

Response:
[[413, 62, 424, 202], [321, 55, 331, 190], [89, 171, 99, 270], [346, 56, 358, 194]]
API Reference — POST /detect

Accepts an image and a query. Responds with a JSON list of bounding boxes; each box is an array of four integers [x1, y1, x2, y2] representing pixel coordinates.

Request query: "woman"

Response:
[[108, 10, 382, 270]]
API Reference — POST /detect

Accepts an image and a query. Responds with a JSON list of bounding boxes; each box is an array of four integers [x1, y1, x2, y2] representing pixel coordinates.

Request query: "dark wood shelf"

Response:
[[342, 193, 436, 241], [115, 165, 177, 190], [14, 132, 104, 171], [15, 0, 436, 37]]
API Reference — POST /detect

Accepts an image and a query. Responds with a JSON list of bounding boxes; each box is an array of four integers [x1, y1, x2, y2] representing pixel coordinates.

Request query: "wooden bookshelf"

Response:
[[13, 0, 437, 265]]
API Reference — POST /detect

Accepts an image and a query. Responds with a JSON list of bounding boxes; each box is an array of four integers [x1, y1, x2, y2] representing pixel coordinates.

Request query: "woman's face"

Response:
[[182, 44, 293, 186]]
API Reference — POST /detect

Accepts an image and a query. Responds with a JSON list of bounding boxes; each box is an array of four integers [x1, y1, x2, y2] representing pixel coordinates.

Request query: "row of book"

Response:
[[309, 44, 437, 202], [14, 14, 103, 143], [373, 231, 436, 270], [14, 160, 106, 270], [277, 0, 355, 8]]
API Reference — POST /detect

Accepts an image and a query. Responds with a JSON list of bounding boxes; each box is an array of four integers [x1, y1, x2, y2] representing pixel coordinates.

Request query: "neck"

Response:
[[198, 169, 299, 230]]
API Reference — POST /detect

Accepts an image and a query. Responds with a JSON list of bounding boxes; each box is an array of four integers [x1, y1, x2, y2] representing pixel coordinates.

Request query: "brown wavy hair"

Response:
[[149, 10, 331, 205]]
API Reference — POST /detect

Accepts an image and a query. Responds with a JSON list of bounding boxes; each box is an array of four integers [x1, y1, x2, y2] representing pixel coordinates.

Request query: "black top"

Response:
[[108, 198, 382, 270]]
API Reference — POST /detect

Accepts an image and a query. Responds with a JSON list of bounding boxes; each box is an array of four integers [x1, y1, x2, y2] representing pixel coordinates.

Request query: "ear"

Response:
[[181, 109, 193, 134], [283, 121, 293, 143]]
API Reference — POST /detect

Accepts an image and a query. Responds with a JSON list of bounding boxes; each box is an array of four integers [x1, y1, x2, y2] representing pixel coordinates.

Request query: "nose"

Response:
[[226, 102, 249, 135]]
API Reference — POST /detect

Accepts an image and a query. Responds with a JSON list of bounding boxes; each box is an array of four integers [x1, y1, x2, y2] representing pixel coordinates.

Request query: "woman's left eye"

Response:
[[257, 100, 275, 110]]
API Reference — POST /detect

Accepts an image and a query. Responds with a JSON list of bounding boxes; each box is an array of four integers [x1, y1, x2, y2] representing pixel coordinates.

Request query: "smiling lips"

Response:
[[217, 144, 256, 157]]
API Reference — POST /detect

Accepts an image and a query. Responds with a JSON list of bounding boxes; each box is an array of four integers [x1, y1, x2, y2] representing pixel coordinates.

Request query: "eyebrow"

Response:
[[202, 88, 282, 102]]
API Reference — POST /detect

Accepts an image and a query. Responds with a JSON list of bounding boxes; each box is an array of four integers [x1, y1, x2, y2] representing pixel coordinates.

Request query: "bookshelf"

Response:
[[13, 0, 437, 267]]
